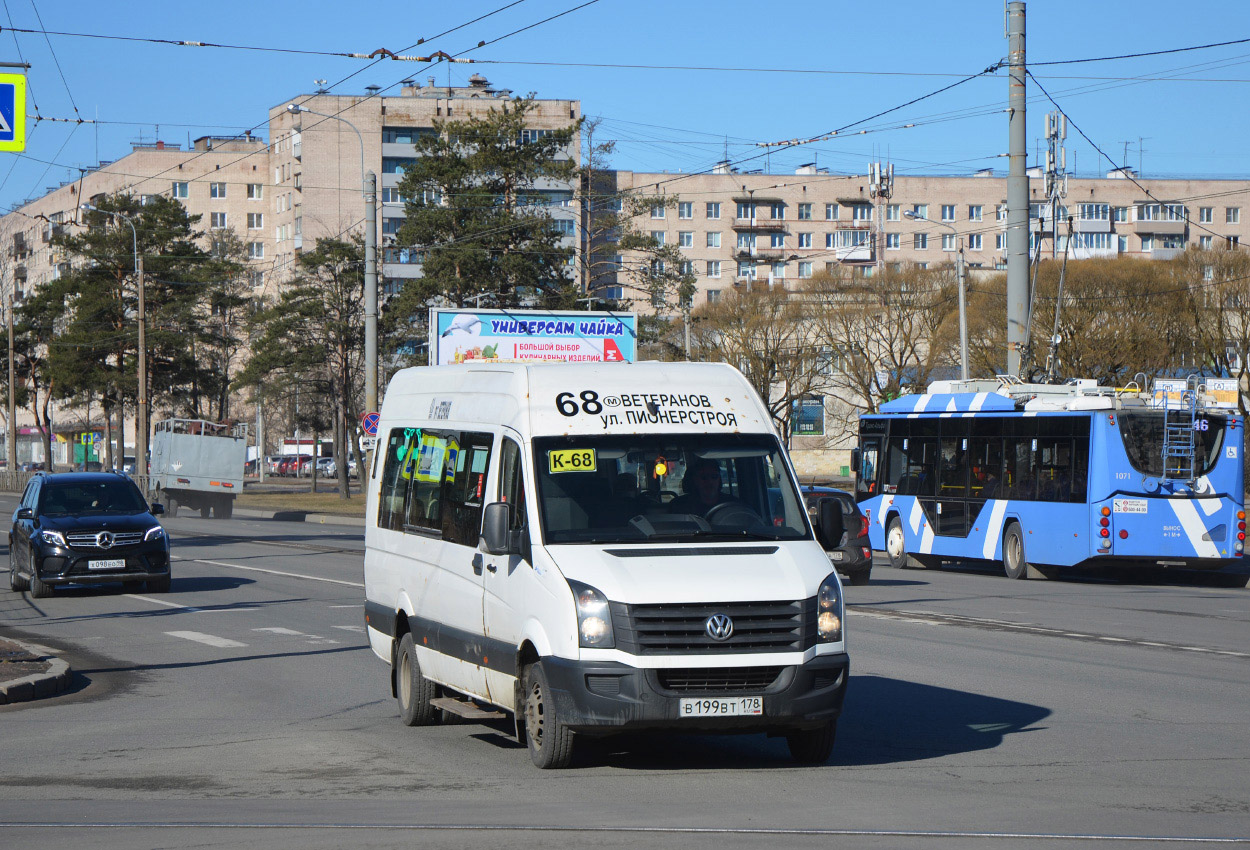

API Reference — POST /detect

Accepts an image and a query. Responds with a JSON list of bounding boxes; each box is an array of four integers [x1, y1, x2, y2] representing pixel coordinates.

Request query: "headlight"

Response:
[[39, 529, 66, 546], [568, 579, 615, 649], [816, 572, 844, 643], [145, 525, 166, 542]]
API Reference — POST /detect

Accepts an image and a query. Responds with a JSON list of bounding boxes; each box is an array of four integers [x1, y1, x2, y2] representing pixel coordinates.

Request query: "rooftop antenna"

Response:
[[314, 78, 328, 94]]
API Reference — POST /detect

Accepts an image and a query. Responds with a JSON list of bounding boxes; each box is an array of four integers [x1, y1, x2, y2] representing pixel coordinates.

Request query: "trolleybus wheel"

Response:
[[885, 516, 909, 570]]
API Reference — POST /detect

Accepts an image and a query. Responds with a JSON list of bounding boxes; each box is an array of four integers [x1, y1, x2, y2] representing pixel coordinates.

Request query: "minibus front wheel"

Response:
[[523, 662, 575, 769]]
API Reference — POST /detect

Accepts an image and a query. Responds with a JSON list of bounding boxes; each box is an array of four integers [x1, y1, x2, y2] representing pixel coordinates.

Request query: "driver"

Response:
[[669, 459, 736, 516]]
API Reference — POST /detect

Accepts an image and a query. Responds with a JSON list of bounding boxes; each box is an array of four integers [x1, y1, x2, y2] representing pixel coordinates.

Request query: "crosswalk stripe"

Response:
[[165, 630, 247, 648]]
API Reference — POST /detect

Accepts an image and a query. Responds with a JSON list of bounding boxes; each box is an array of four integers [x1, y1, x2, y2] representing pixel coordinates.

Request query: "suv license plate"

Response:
[[680, 696, 763, 717], [830, 550, 845, 561], [88, 559, 126, 571]]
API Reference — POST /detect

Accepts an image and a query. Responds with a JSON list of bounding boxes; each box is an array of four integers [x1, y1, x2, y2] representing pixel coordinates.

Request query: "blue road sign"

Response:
[[362, 412, 380, 437], [0, 74, 26, 152]]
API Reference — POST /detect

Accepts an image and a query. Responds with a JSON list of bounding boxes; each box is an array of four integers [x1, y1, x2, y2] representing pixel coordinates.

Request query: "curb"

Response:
[[232, 507, 365, 528], [0, 639, 73, 705]]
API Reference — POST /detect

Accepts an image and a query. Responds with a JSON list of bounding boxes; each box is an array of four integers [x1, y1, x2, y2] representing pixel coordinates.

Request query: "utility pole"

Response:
[[136, 251, 147, 481], [7, 292, 15, 477], [365, 170, 378, 419], [1005, 0, 1029, 376], [869, 161, 894, 271], [1044, 110, 1068, 259]]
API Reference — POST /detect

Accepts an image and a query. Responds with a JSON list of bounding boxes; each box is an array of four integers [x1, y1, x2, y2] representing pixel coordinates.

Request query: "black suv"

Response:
[[9, 472, 170, 598], [803, 486, 873, 586]]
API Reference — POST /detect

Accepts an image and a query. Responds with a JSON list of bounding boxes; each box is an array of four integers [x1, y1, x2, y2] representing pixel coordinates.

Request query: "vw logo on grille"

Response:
[[705, 613, 734, 642], [95, 531, 115, 550]]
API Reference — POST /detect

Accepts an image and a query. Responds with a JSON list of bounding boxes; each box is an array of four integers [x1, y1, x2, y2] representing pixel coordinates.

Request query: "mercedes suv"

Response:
[[9, 472, 170, 598]]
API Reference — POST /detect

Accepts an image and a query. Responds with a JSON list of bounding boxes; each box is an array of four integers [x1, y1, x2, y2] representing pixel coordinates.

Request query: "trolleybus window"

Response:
[[1118, 411, 1226, 479]]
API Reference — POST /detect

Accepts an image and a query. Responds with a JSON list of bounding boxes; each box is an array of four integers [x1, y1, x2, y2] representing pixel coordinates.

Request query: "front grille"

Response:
[[611, 599, 814, 655], [65, 531, 145, 549], [656, 666, 783, 693]]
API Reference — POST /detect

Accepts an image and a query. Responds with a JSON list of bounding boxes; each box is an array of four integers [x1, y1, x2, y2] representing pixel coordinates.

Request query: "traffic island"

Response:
[[0, 636, 72, 704]]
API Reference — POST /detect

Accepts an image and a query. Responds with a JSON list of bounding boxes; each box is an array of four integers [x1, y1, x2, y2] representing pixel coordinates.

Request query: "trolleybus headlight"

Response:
[[567, 580, 615, 649], [816, 573, 844, 643]]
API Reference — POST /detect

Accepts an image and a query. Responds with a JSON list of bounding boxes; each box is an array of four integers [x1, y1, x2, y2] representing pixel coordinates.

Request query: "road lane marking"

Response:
[[175, 556, 363, 588], [165, 631, 247, 648], [334, 625, 365, 633], [253, 627, 305, 636], [126, 593, 196, 610]]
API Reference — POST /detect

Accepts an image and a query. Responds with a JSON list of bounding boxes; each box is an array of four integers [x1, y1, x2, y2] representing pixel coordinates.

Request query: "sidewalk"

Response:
[[0, 636, 73, 704]]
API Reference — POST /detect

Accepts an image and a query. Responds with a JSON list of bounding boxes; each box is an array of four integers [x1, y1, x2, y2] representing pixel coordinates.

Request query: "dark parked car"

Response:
[[8, 472, 170, 598], [802, 485, 873, 585]]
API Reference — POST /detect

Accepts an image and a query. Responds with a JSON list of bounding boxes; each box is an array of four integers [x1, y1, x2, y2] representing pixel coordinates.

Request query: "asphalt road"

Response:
[[1, 492, 1248, 849]]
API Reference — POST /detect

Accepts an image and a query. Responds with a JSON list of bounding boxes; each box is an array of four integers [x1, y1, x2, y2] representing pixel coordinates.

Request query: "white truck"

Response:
[[149, 419, 248, 519]]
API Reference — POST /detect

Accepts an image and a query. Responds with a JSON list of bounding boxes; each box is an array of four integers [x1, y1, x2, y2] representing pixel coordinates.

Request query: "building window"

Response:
[[1113, 206, 1128, 222], [250, 270, 264, 288], [737, 261, 756, 279], [1137, 203, 1185, 221], [968, 233, 983, 250], [1196, 207, 1213, 223], [210, 212, 227, 229], [737, 233, 756, 249], [798, 203, 812, 220], [650, 231, 665, 246], [210, 182, 227, 199], [851, 204, 872, 222], [680, 260, 694, 276], [996, 204, 1007, 222], [1078, 203, 1109, 221], [677, 202, 693, 219], [382, 157, 417, 175], [1141, 234, 1153, 251], [912, 203, 928, 220], [1074, 232, 1113, 251], [996, 233, 1006, 250], [941, 204, 955, 221], [1228, 207, 1241, 224], [707, 232, 721, 248], [914, 232, 928, 250], [885, 204, 900, 221], [825, 203, 838, 221], [885, 233, 900, 250], [172, 181, 189, 199], [1200, 235, 1213, 249], [798, 233, 812, 248], [1230, 236, 1242, 248], [770, 203, 785, 220], [707, 261, 721, 278], [942, 233, 957, 251], [798, 261, 812, 278], [706, 202, 721, 219], [770, 233, 785, 249], [678, 231, 694, 248], [707, 289, 720, 303], [770, 262, 786, 280], [1118, 235, 1128, 252], [247, 242, 264, 259], [247, 183, 263, 200], [968, 205, 983, 222], [247, 213, 263, 229], [553, 219, 574, 234], [736, 202, 755, 220]]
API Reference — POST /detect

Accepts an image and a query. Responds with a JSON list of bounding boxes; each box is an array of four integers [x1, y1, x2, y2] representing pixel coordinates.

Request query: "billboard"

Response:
[[429, 308, 638, 366]]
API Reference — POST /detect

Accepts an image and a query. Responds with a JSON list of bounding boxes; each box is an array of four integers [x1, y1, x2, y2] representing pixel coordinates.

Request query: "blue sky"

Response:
[[1, 0, 1247, 211]]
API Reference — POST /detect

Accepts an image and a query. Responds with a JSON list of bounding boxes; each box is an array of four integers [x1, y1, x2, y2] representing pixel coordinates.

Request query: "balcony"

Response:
[[1134, 219, 1185, 236], [734, 247, 786, 261], [1073, 218, 1111, 234], [291, 132, 301, 160], [731, 219, 786, 232]]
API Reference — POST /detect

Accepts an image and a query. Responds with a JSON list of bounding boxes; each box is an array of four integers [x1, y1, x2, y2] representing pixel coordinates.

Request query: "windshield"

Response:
[[41, 479, 148, 515], [1118, 411, 1227, 478], [533, 434, 811, 544]]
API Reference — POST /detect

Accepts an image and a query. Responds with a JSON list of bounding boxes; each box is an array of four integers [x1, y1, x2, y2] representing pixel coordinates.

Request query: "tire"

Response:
[[199, 503, 211, 519], [786, 720, 837, 765], [885, 516, 909, 569], [9, 560, 29, 592], [395, 633, 438, 726], [523, 662, 575, 769], [166, 497, 179, 518], [147, 574, 171, 593], [1003, 522, 1041, 580], [846, 569, 871, 587], [215, 498, 233, 519], [29, 558, 53, 599]]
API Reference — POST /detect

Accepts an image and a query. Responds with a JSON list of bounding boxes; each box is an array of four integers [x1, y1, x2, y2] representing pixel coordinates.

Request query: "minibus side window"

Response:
[[499, 439, 528, 535], [442, 432, 494, 547], [378, 428, 418, 531]]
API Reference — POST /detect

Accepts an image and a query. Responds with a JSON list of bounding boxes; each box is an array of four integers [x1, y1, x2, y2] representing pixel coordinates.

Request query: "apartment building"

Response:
[[265, 75, 581, 297], [607, 166, 1250, 306]]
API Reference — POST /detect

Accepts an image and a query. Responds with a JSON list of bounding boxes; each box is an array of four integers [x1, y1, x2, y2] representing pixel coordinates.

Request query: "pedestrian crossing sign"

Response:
[[0, 74, 26, 152]]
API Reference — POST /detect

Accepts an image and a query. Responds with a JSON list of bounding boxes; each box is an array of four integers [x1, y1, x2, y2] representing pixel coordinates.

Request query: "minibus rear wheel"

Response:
[[523, 662, 575, 769], [396, 632, 437, 726]]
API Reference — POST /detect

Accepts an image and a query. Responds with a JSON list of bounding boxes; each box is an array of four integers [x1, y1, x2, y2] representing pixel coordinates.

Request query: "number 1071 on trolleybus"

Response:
[[852, 376, 1245, 579]]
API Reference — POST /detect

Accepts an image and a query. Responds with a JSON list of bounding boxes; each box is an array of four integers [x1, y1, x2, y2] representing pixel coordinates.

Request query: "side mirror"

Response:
[[815, 498, 844, 550], [850, 448, 861, 474], [16, 507, 33, 520], [150, 503, 165, 516], [480, 502, 515, 556]]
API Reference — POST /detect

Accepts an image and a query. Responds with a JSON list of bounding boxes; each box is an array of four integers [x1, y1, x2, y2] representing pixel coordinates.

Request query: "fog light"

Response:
[[1119, 529, 1129, 539]]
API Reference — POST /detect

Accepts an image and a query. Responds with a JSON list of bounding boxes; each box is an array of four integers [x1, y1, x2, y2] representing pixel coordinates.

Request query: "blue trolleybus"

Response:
[[854, 377, 1245, 579]]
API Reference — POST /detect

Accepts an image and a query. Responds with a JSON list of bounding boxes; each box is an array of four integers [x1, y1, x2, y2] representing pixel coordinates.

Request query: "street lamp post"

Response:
[[905, 210, 968, 381], [286, 104, 379, 419], [80, 203, 147, 480]]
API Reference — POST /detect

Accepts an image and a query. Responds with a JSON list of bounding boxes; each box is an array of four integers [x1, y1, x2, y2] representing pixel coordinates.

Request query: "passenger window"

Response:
[[442, 433, 493, 547], [409, 432, 451, 532], [499, 438, 528, 534], [378, 429, 420, 531]]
